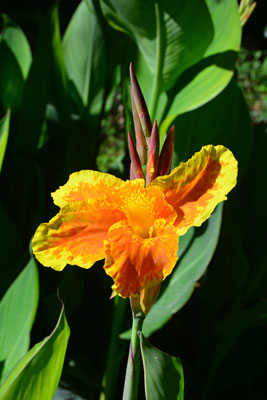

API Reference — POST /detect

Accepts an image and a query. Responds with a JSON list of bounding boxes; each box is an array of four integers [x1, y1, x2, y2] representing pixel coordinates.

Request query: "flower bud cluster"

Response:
[[128, 64, 174, 185]]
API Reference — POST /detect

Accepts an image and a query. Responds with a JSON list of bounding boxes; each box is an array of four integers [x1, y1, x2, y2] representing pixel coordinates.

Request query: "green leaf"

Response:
[[0, 258, 39, 384], [0, 16, 32, 110], [101, 0, 213, 92], [159, 0, 241, 134], [0, 300, 70, 400], [160, 55, 235, 137], [0, 109, 10, 173], [63, 0, 106, 113], [172, 79, 252, 178], [142, 204, 223, 337], [140, 333, 184, 400], [102, 0, 241, 126], [0, 15, 32, 79], [205, 0, 241, 56]]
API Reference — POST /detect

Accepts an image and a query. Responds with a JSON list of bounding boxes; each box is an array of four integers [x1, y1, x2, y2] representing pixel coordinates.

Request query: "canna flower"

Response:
[[32, 65, 238, 314], [32, 145, 237, 311]]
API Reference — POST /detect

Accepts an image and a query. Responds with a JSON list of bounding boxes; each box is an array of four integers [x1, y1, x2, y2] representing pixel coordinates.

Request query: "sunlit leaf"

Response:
[[63, 0, 106, 114], [0, 15, 32, 79], [0, 109, 10, 173], [0, 300, 70, 400], [0, 15, 32, 110], [102, 0, 241, 126], [0, 258, 39, 384], [101, 0, 213, 92], [159, 0, 241, 134], [140, 333, 184, 400], [172, 79, 252, 178]]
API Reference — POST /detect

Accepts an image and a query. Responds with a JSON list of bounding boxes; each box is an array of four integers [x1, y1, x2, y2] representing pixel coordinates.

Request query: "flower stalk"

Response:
[[122, 298, 145, 400]]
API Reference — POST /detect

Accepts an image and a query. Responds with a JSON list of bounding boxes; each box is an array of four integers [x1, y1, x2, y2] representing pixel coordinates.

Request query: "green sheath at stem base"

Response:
[[122, 305, 145, 400]]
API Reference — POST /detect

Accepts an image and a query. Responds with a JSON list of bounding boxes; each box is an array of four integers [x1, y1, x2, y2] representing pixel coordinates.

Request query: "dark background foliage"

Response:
[[0, 1, 266, 399]]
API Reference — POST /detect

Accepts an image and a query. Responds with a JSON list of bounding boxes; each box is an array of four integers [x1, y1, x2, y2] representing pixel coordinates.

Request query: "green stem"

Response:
[[150, 2, 163, 121], [122, 308, 145, 400], [100, 297, 128, 400]]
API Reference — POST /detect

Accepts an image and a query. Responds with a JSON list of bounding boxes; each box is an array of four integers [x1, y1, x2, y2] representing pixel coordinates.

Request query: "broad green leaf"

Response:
[[102, 0, 241, 125], [142, 204, 223, 337], [160, 56, 236, 137], [63, 0, 106, 113], [0, 258, 39, 384], [0, 15, 32, 79], [0, 301, 70, 400], [0, 16, 32, 110], [160, 0, 241, 134], [172, 79, 252, 177], [0, 110, 10, 173], [140, 333, 184, 400], [101, 0, 213, 92], [205, 0, 241, 56]]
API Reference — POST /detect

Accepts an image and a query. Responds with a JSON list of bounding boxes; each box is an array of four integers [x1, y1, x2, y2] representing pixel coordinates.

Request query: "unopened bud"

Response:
[[140, 284, 161, 315], [146, 120, 159, 184], [128, 132, 145, 180], [158, 125, 175, 176], [130, 87, 147, 165], [130, 63, 152, 139]]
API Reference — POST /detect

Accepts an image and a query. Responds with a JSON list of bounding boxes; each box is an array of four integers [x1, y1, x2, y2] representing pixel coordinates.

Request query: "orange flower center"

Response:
[[126, 205, 154, 239]]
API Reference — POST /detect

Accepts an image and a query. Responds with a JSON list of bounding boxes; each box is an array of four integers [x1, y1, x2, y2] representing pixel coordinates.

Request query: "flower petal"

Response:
[[113, 180, 177, 238], [150, 145, 237, 235], [32, 198, 126, 271], [104, 219, 179, 297], [52, 170, 124, 207]]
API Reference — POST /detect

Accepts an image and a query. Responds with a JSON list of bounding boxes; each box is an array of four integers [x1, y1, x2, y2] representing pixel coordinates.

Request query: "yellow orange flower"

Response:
[[32, 145, 237, 301]]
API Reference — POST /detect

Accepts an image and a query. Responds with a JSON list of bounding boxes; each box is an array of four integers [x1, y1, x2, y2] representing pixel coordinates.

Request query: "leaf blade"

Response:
[[0, 109, 10, 173], [0, 258, 39, 384], [0, 300, 70, 400], [140, 333, 184, 400]]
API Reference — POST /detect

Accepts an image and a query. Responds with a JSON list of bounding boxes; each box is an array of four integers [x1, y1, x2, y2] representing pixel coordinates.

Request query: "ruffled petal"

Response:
[[52, 170, 124, 207], [150, 145, 237, 235], [32, 198, 126, 271], [104, 219, 179, 297]]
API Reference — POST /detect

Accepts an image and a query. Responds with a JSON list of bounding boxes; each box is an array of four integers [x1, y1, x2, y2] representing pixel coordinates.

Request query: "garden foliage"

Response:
[[0, 0, 265, 399]]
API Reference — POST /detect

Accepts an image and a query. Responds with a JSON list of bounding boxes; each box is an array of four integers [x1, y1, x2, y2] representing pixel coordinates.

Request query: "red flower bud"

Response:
[[130, 87, 147, 165], [146, 120, 159, 184], [158, 125, 175, 176], [128, 132, 145, 180], [130, 63, 152, 140]]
